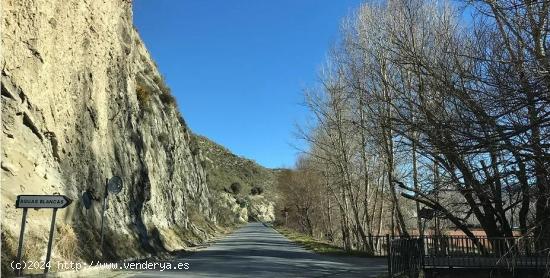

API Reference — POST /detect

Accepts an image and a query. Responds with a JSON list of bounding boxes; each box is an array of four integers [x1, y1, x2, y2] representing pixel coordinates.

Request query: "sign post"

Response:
[[44, 208, 58, 274], [99, 176, 123, 254], [282, 207, 289, 226], [100, 178, 108, 252], [15, 194, 72, 275], [15, 208, 28, 277]]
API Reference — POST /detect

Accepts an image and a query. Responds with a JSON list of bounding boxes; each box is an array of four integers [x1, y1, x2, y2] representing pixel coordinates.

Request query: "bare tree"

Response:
[[280, 0, 550, 254]]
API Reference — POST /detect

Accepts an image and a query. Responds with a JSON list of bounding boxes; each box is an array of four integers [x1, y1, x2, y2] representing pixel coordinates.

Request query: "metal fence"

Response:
[[349, 235, 400, 256], [365, 235, 392, 256], [388, 236, 550, 278], [388, 237, 424, 278], [422, 236, 549, 269]]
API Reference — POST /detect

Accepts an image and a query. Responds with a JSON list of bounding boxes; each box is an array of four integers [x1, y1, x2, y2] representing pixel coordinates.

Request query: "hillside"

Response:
[[195, 134, 276, 194], [194, 135, 278, 223]]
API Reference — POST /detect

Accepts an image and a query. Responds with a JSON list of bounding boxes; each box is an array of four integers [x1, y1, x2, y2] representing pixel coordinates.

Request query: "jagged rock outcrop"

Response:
[[1, 0, 214, 273], [248, 195, 275, 223], [211, 192, 249, 224]]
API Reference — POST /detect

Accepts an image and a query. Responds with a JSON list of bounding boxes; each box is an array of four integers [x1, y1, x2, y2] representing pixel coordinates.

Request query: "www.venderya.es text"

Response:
[[11, 260, 190, 272]]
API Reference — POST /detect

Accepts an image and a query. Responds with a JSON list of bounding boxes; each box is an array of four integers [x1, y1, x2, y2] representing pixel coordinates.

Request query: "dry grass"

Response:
[[136, 84, 152, 111], [157, 227, 187, 251], [2, 230, 19, 277], [153, 75, 172, 96], [276, 227, 344, 255], [276, 227, 373, 257], [102, 231, 143, 259], [54, 224, 82, 262], [187, 204, 209, 229], [1, 230, 49, 275], [2, 224, 93, 275]]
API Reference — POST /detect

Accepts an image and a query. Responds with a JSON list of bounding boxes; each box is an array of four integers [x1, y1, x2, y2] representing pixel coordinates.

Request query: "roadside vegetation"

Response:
[[276, 0, 550, 256], [276, 226, 373, 257], [277, 226, 344, 255]]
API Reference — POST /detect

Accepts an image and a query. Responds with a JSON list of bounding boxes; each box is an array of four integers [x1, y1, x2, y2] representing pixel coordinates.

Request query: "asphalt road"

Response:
[[125, 222, 387, 278]]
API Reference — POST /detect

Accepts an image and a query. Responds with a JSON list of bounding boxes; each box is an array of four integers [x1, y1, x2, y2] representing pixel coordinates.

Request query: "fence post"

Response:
[[418, 236, 425, 278], [386, 234, 392, 277], [368, 233, 376, 256]]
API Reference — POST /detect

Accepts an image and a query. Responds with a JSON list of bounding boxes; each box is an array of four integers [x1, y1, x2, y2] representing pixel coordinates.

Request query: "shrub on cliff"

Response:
[[189, 135, 200, 156], [159, 92, 176, 107], [136, 84, 152, 112], [152, 75, 178, 109], [153, 75, 171, 95], [235, 196, 248, 208], [158, 132, 169, 145], [177, 112, 186, 126], [250, 185, 264, 195], [230, 182, 242, 195]]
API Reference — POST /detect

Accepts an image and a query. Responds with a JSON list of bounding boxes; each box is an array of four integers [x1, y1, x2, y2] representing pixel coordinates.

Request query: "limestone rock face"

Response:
[[213, 192, 249, 224], [1, 0, 213, 266], [249, 195, 275, 223]]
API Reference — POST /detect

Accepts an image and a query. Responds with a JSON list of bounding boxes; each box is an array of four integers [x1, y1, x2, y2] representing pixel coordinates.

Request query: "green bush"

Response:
[[152, 75, 162, 85], [153, 75, 171, 95], [151, 74, 176, 109], [159, 92, 176, 106], [230, 182, 242, 195], [190, 135, 200, 156], [177, 112, 187, 128], [235, 197, 248, 208], [250, 185, 264, 195], [158, 132, 169, 145]]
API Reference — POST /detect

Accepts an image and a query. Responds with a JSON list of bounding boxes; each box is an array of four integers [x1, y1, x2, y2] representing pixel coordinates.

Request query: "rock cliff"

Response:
[[1, 0, 215, 273]]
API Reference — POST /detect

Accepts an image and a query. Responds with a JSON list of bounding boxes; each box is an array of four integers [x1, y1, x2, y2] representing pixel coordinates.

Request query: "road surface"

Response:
[[124, 222, 387, 278]]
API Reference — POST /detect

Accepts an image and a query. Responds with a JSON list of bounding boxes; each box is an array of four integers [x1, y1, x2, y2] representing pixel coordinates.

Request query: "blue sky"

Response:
[[133, 0, 363, 168]]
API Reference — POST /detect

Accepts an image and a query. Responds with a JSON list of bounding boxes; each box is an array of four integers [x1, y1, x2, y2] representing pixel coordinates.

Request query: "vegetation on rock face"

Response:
[[136, 84, 152, 110], [230, 182, 242, 195], [136, 73, 178, 113], [159, 91, 177, 107], [153, 74, 171, 96], [158, 132, 169, 144], [235, 197, 248, 208], [189, 135, 200, 156], [250, 185, 264, 195], [178, 115, 186, 126]]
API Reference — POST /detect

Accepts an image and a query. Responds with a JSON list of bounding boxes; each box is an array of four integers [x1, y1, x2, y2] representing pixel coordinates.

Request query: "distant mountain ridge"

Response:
[[194, 134, 276, 195]]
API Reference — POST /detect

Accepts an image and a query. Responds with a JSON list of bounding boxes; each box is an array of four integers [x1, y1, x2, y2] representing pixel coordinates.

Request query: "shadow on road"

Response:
[[127, 222, 387, 278]]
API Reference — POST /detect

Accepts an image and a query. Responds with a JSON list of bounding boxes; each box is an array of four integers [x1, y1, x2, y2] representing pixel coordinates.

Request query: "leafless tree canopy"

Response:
[[277, 0, 550, 253]]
